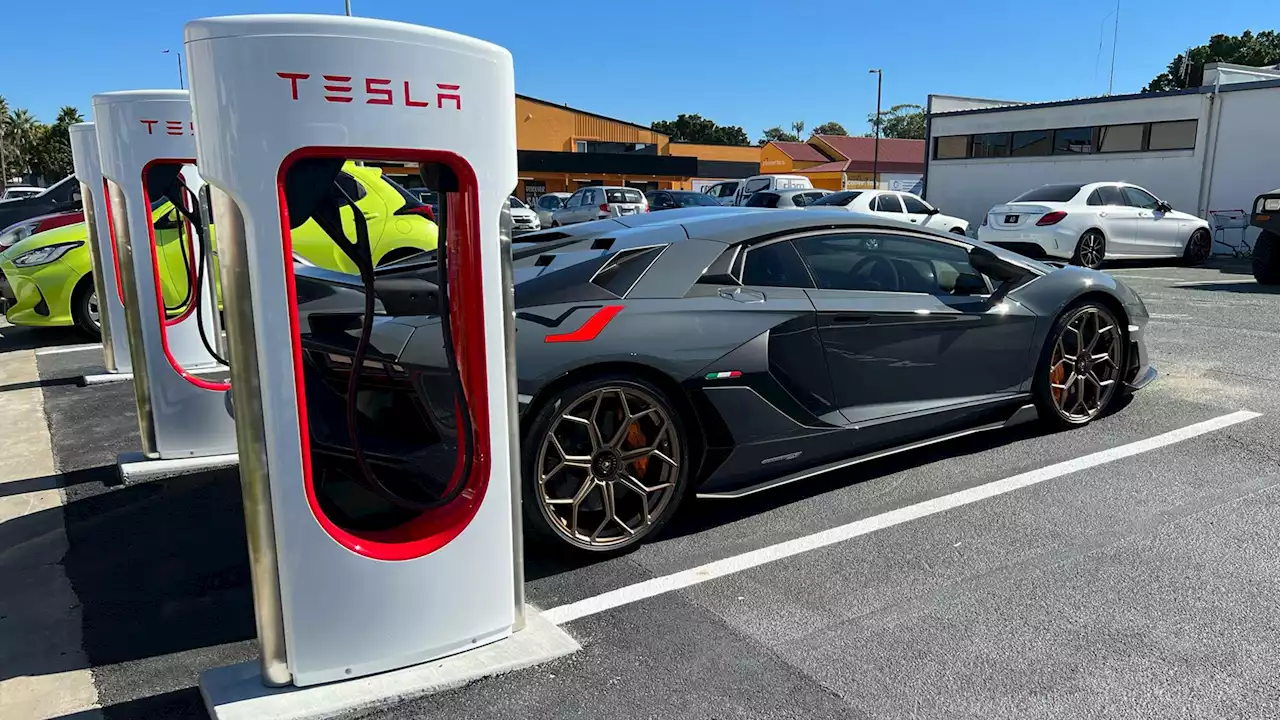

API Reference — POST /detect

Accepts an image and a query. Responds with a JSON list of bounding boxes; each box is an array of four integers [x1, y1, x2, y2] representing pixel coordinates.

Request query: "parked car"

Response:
[[645, 190, 722, 211], [0, 209, 85, 251], [703, 180, 743, 206], [508, 195, 541, 235], [315, 207, 1154, 553], [0, 175, 81, 230], [1, 186, 45, 202], [733, 174, 814, 206], [743, 188, 831, 209], [533, 192, 571, 226], [810, 190, 970, 235], [549, 186, 647, 226], [0, 163, 437, 338], [976, 182, 1212, 269]]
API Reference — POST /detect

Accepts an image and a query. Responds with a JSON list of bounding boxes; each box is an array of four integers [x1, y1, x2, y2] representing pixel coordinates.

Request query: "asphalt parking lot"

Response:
[[3, 259, 1280, 719]]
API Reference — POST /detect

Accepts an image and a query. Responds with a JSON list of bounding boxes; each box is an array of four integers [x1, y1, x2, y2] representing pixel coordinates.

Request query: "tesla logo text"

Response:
[[139, 120, 194, 136], [277, 72, 462, 110]]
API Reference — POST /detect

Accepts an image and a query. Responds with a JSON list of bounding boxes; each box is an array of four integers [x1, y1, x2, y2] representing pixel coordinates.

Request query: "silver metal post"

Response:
[[1108, 0, 1119, 95], [345, 0, 352, 15]]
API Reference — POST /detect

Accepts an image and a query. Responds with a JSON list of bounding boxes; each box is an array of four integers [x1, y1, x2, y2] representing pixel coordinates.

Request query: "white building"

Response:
[[924, 62, 1280, 253]]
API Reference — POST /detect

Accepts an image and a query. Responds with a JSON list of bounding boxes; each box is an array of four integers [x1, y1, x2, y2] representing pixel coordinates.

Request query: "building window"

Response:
[[573, 140, 658, 155], [971, 133, 1011, 158], [1053, 127, 1096, 154], [934, 135, 969, 159], [1010, 130, 1051, 157], [1098, 124, 1145, 153], [1147, 120, 1197, 150], [932, 118, 1197, 163]]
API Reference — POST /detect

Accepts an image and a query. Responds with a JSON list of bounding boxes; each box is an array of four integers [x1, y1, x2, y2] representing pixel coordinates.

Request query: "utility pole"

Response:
[[1107, 0, 1119, 95], [869, 68, 882, 189]]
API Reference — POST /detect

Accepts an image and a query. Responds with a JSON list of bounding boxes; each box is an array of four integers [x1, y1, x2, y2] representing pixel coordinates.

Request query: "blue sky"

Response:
[[3, 0, 1274, 140]]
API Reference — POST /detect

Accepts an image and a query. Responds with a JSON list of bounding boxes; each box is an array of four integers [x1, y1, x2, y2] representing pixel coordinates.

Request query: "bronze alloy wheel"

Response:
[[1047, 305, 1123, 423], [533, 384, 682, 549]]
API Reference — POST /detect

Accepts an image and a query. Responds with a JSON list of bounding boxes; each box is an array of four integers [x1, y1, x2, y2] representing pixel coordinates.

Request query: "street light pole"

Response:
[[869, 68, 882, 189], [345, 0, 352, 15], [177, 52, 185, 90]]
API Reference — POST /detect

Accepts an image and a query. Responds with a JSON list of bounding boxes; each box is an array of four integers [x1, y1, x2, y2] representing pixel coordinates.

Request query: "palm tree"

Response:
[[55, 106, 84, 127], [791, 120, 805, 138], [0, 96, 10, 184], [7, 109, 39, 177]]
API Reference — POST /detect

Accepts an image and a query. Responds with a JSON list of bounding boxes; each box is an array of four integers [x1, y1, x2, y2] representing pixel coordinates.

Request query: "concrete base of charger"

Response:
[[115, 451, 239, 485], [198, 608, 578, 720]]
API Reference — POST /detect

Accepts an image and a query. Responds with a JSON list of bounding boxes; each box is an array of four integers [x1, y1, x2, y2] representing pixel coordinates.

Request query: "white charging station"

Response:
[[69, 122, 132, 375], [93, 90, 238, 471], [185, 14, 575, 716]]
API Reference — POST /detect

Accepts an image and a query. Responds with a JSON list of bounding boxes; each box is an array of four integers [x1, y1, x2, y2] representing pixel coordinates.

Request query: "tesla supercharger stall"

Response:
[[93, 90, 237, 466], [69, 122, 131, 374], [186, 16, 572, 700]]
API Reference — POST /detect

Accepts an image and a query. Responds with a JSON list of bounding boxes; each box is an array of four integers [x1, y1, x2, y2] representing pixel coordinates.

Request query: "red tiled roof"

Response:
[[814, 134, 924, 165], [793, 160, 849, 174], [770, 141, 829, 162]]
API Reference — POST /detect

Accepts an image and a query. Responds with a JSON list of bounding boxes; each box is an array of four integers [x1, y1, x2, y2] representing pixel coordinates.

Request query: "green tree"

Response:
[[811, 121, 848, 136], [650, 113, 750, 145], [866, 103, 925, 139], [32, 106, 84, 180], [790, 120, 805, 138], [1144, 30, 1280, 92], [757, 126, 799, 145], [6, 109, 41, 177]]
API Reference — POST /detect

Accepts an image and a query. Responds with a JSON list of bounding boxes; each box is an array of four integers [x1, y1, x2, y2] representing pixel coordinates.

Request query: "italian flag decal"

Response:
[[705, 371, 743, 380]]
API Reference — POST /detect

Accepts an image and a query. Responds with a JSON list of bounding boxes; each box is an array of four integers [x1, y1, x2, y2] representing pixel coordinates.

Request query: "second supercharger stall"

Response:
[[93, 90, 237, 464], [185, 15, 569, 693], [68, 121, 131, 374]]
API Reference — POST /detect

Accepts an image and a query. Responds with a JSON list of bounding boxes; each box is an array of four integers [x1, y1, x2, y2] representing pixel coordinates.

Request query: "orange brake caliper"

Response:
[[625, 421, 649, 476]]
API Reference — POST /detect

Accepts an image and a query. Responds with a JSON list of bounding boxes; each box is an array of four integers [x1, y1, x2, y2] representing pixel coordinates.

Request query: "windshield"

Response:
[[606, 189, 644, 204], [811, 191, 862, 207], [1012, 184, 1083, 203], [673, 192, 720, 207]]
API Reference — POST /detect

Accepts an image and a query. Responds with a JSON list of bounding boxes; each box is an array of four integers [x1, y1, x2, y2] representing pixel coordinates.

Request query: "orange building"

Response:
[[511, 95, 760, 201]]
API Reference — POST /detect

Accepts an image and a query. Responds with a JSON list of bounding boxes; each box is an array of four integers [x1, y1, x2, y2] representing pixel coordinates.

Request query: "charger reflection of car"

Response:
[[0, 163, 438, 338], [298, 207, 1155, 555]]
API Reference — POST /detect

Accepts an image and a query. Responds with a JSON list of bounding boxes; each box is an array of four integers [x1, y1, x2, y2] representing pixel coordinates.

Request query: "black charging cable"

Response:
[[310, 173, 473, 513], [167, 181, 228, 366]]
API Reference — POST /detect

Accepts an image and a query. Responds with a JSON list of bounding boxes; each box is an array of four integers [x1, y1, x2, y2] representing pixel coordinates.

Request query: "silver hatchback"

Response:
[[550, 186, 648, 226]]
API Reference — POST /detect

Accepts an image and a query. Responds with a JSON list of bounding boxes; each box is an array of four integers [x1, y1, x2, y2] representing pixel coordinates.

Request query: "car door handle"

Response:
[[362, 211, 379, 219], [833, 314, 872, 325], [908, 218, 918, 223], [1099, 212, 1108, 217]]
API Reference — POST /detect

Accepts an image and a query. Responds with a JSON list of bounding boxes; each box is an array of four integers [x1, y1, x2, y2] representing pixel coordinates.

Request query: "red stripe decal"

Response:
[[544, 305, 623, 343]]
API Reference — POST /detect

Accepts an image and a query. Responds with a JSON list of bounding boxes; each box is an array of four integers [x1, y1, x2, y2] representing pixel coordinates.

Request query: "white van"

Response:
[[733, 174, 813, 206]]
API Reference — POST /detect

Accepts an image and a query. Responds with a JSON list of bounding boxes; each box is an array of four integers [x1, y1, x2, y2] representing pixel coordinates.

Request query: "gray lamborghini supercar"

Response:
[[294, 206, 1155, 555]]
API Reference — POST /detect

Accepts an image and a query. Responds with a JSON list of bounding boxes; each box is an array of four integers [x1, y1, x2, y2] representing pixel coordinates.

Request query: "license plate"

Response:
[[619, 207, 635, 215], [1004, 214, 1019, 224]]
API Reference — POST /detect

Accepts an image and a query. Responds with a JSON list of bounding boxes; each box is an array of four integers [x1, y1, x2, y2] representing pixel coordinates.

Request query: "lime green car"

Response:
[[0, 164, 437, 338]]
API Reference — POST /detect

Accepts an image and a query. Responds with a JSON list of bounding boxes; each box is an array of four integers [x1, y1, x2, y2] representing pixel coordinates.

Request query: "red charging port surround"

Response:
[[140, 158, 230, 392], [276, 147, 491, 561]]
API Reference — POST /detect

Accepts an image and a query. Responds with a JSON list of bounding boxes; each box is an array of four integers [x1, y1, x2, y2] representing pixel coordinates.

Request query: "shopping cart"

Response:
[[1210, 209, 1252, 258]]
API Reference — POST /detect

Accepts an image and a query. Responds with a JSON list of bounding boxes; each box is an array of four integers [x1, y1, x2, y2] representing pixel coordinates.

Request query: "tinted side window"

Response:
[[1097, 186, 1125, 205], [900, 194, 930, 213], [745, 192, 780, 208], [566, 191, 583, 207], [741, 241, 814, 288], [794, 233, 981, 295], [1122, 186, 1160, 209], [592, 246, 665, 296], [873, 194, 903, 213], [1087, 190, 1104, 206], [333, 172, 368, 202], [744, 178, 771, 194]]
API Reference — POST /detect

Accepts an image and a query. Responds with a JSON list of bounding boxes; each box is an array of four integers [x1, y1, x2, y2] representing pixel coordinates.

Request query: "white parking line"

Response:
[[542, 410, 1262, 626], [35, 343, 101, 356], [1173, 278, 1252, 286]]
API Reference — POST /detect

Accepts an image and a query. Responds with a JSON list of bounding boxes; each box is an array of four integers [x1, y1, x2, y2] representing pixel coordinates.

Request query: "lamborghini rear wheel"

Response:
[[522, 374, 690, 554], [1034, 302, 1124, 428]]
